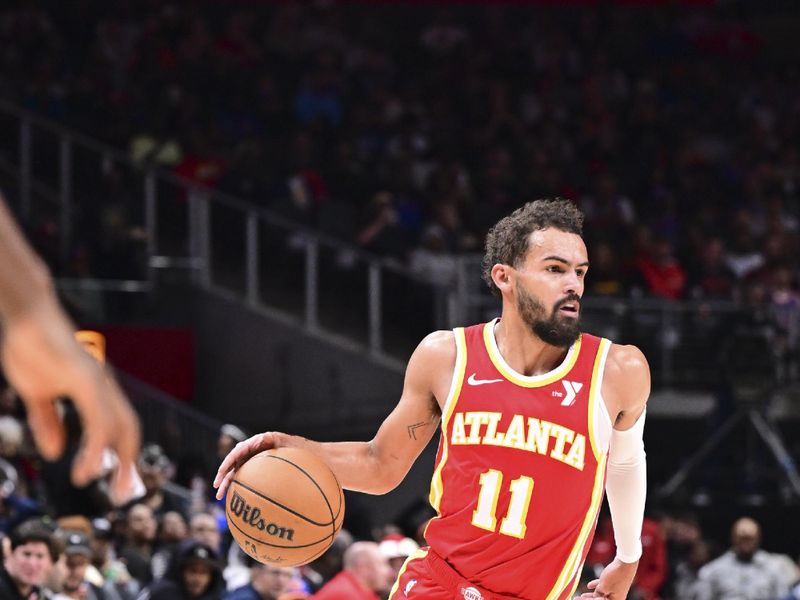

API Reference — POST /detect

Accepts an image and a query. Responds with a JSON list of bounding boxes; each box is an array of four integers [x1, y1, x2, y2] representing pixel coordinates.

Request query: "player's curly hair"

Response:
[[481, 198, 584, 297]]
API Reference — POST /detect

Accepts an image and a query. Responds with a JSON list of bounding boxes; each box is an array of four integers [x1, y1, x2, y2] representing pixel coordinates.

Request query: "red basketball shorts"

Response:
[[388, 548, 519, 600]]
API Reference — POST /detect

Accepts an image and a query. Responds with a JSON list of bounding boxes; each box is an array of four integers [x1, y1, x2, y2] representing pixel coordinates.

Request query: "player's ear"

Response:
[[491, 264, 513, 293]]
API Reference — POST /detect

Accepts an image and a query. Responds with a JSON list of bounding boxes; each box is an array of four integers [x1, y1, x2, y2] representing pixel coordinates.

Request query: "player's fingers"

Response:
[[25, 398, 65, 460], [70, 377, 111, 486], [214, 432, 273, 488], [72, 433, 107, 487], [214, 434, 255, 487], [215, 468, 237, 500], [108, 385, 142, 504], [587, 580, 610, 598]]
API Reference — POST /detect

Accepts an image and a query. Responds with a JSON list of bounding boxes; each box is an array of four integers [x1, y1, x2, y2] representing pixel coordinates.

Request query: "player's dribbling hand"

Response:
[[0, 298, 141, 504], [576, 558, 638, 599], [214, 431, 278, 499]]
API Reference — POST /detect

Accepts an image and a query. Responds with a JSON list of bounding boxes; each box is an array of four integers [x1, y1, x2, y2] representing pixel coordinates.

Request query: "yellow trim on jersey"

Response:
[[428, 327, 467, 513], [544, 453, 608, 600], [566, 572, 582, 600], [482, 320, 582, 387], [588, 338, 612, 462], [388, 548, 429, 599]]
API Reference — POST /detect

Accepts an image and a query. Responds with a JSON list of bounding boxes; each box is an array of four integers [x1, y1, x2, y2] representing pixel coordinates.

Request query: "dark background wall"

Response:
[[184, 288, 404, 434]]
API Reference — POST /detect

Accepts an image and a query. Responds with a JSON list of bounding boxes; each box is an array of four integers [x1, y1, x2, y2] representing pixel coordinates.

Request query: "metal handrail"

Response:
[[0, 99, 421, 278], [1, 99, 449, 364]]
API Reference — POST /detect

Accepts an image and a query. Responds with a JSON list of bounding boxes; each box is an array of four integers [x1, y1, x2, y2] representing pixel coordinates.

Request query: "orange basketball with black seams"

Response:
[[225, 447, 345, 567]]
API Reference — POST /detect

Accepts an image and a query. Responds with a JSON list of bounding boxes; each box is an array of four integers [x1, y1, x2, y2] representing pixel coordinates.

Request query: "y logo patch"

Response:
[[560, 380, 583, 406]]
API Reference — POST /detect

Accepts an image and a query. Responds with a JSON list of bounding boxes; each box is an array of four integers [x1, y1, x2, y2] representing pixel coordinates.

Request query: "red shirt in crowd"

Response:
[[312, 571, 381, 600]]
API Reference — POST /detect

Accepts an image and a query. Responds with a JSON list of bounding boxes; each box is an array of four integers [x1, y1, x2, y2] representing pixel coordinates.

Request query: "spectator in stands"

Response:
[[356, 192, 411, 260], [671, 539, 711, 600], [0, 457, 42, 534], [408, 226, 458, 288], [635, 237, 687, 300], [189, 513, 223, 557], [224, 562, 301, 600], [686, 238, 736, 300], [51, 530, 123, 600], [137, 540, 225, 600], [771, 552, 800, 597], [137, 444, 188, 518], [378, 534, 419, 587], [312, 541, 393, 600], [118, 503, 157, 587], [769, 266, 800, 381], [89, 517, 140, 599], [660, 512, 707, 599], [585, 241, 627, 298], [0, 519, 59, 599], [151, 511, 189, 581], [580, 174, 636, 242], [785, 559, 800, 600], [725, 224, 764, 280], [173, 132, 229, 192], [696, 517, 787, 599], [0, 415, 24, 462]]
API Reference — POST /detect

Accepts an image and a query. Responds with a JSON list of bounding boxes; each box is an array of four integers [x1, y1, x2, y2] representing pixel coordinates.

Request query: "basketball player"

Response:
[[0, 193, 141, 504], [215, 199, 648, 599]]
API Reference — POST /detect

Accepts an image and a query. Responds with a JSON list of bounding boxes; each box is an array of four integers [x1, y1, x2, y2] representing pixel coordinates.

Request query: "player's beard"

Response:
[[516, 285, 581, 348]]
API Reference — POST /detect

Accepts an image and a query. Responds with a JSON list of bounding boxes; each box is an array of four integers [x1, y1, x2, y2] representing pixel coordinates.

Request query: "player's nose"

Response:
[[563, 271, 583, 296]]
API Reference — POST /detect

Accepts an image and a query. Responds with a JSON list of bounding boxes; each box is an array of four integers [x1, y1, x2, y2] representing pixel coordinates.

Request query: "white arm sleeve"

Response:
[[605, 408, 647, 563]]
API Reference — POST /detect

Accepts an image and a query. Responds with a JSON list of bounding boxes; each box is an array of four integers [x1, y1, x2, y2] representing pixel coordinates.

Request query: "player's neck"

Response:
[[493, 314, 571, 377]]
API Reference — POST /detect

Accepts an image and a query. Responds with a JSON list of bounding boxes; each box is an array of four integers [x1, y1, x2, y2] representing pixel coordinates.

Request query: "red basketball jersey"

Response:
[[425, 320, 613, 599]]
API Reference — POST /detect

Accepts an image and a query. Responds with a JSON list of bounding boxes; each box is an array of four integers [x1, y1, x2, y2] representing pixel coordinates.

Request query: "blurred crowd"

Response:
[[2, 383, 800, 600], [0, 2, 798, 299], [0, 2, 799, 380], [0, 383, 412, 600]]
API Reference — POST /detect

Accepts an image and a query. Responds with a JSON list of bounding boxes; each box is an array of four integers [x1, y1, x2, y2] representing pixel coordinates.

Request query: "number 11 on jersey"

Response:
[[472, 469, 534, 539]]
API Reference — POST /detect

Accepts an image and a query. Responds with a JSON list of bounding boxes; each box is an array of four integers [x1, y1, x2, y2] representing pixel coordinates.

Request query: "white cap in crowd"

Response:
[[379, 535, 419, 560]]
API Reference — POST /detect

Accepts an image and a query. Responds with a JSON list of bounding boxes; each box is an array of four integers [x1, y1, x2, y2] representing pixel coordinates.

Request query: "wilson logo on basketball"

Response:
[[229, 491, 295, 541]]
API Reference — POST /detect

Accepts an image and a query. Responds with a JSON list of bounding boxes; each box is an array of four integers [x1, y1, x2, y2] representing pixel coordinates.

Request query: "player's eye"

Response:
[[546, 265, 562, 273]]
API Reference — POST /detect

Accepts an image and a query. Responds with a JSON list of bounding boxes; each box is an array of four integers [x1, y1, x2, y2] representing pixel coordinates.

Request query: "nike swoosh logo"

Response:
[[467, 373, 504, 386]]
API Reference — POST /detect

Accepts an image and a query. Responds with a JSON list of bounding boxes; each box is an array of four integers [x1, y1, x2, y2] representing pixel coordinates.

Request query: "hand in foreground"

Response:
[[576, 558, 639, 599], [0, 299, 141, 504], [214, 432, 278, 499]]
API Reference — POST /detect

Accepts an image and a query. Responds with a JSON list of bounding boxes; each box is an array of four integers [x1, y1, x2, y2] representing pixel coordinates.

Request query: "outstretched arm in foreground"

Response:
[[215, 330, 456, 498], [0, 194, 141, 504], [578, 344, 650, 599]]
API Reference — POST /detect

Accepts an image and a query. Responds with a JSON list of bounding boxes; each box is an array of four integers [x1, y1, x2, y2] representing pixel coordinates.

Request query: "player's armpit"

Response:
[[601, 344, 650, 430]]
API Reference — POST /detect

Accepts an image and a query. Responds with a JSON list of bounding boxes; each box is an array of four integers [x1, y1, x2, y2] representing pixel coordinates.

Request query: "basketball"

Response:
[[225, 447, 345, 567]]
